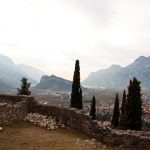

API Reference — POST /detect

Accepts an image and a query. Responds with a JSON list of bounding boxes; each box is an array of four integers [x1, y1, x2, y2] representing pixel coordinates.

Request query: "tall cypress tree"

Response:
[[120, 89, 127, 129], [112, 93, 120, 127], [126, 77, 142, 130], [126, 80, 133, 129], [90, 96, 96, 120], [17, 77, 31, 95], [70, 60, 83, 109]]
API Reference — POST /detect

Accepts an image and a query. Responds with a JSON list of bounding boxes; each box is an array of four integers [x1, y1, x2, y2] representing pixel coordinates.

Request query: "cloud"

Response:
[[63, 0, 114, 26], [0, 0, 150, 80]]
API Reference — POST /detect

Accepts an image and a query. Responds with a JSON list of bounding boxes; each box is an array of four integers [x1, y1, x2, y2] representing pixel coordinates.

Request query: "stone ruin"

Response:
[[24, 113, 67, 130], [0, 95, 32, 125], [0, 94, 150, 149]]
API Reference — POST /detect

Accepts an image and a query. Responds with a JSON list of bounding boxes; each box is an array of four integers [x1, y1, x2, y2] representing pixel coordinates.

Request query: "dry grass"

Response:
[[0, 122, 129, 150]]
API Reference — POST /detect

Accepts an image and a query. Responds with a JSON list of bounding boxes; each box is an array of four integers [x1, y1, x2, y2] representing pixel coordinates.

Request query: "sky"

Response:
[[0, 0, 150, 81]]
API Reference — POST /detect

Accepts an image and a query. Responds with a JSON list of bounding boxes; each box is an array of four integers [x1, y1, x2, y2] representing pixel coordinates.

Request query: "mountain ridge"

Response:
[[83, 56, 150, 89], [0, 54, 45, 89]]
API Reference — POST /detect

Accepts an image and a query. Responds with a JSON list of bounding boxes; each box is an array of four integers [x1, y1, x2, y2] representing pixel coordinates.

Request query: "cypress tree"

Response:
[[17, 77, 31, 95], [90, 96, 96, 120], [120, 89, 127, 129], [70, 60, 83, 109], [126, 77, 142, 130], [112, 93, 120, 127], [126, 80, 133, 129], [79, 88, 83, 108]]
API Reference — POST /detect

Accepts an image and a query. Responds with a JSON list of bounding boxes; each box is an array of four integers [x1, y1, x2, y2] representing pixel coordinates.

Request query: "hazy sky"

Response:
[[0, 0, 150, 80]]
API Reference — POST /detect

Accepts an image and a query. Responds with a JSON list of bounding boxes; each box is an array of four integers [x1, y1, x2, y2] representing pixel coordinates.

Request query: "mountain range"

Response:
[[1, 54, 150, 90], [83, 56, 150, 89], [0, 54, 44, 89]]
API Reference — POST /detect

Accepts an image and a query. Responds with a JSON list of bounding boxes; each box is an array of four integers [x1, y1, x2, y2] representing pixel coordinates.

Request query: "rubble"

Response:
[[24, 113, 66, 130]]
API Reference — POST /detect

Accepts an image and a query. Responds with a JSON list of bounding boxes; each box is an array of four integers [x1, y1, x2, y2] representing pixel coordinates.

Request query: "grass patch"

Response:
[[0, 122, 130, 150]]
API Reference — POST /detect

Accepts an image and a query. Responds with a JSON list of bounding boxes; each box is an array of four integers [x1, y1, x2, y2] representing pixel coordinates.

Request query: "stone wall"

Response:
[[0, 94, 150, 149], [0, 94, 33, 104], [0, 95, 33, 125], [31, 102, 150, 149]]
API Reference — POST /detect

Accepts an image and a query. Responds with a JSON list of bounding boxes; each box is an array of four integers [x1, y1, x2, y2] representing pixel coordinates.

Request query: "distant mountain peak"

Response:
[[134, 56, 147, 63], [50, 75, 57, 78], [41, 75, 67, 81], [109, 64, 122, 69]]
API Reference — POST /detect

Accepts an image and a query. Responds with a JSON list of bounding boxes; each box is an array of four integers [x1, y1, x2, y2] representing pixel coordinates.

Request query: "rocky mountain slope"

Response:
[[34, 75, 72, 91], [0, 54, 44, 89], [17, 64, 45, 83], [83, 56, 150, 89]]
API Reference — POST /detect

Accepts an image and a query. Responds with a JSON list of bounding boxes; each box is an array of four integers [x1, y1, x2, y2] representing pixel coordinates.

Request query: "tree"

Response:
[[112, 93, 120, 127], [17, 77, 31, 95], [90, 96, 96, 120], [126, 77, 142, 130], [70, 60, 83, 109], [119, 89, 127, 129]]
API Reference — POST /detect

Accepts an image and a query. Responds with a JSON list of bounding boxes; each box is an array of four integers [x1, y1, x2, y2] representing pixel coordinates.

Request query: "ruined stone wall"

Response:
[[0, 95, 33, 125], [0, 101, 27, 125], [31, 102, 150, 149], [0, 94, 33, 104], [0, 95, 150, 149]]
